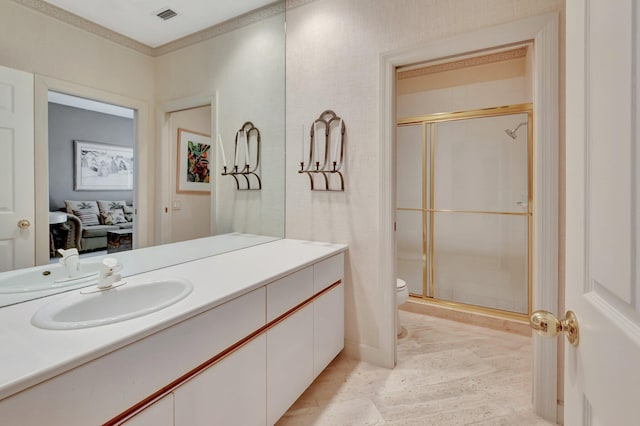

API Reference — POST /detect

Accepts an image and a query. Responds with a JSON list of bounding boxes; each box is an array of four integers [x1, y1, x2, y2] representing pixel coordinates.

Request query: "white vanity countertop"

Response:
[[0, 238, 346, 401]]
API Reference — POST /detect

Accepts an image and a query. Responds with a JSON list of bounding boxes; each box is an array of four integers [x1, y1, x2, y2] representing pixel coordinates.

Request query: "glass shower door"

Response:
[[396, 106, 532, 317], [432, 113, 530, 314]]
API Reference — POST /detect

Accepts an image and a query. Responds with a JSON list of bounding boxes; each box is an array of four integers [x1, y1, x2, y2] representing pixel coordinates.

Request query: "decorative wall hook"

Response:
[[298, 110, 345, 191], [220, 121, 262, 190]]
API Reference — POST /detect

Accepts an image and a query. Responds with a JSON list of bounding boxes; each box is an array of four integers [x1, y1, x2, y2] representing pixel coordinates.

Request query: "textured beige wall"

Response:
[[398, 76, 530, 117], [169, 106, 212, 243], [286, 0, 562, 364], [398, 57, 527, 95]]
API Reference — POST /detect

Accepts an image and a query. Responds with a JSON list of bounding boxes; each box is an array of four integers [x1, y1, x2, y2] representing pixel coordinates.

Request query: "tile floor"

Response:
[[277, 310, 557, 426]]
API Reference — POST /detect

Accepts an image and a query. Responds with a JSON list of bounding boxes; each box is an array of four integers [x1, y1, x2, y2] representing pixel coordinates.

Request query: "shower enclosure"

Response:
[[396, 104, 532, 319]]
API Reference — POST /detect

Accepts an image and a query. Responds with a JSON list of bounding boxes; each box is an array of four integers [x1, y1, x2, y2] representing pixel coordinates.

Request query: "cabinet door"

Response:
[[313, 282, 344, 378], [174, 334, 266, 426], [122, 394, 174, 426], [266, 305, 313, 425]]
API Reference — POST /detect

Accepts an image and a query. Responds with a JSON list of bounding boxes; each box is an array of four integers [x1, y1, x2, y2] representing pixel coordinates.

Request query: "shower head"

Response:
[[505, 122, 528, 139], [505, 128, 518, 139]]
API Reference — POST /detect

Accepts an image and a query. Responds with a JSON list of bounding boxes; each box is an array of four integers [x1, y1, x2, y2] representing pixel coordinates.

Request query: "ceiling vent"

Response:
[[156, 8, 177, 21]]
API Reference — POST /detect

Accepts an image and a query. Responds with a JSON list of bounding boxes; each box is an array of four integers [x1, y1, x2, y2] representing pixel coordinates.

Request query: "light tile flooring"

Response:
[[277, 310, 557, 426]]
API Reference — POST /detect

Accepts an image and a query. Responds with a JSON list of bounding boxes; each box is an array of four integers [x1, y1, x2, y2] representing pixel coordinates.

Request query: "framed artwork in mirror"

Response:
[[74, 140, 134, 191], [177, 128, 211, 193]]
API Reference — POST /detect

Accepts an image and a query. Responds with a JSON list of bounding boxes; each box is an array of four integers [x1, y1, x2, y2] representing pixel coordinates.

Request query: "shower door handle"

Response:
[[530, 310, 579, 347]]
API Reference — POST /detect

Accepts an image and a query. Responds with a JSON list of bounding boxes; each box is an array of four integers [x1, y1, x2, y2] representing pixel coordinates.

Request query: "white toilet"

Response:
[[396, 278, 409, 336]]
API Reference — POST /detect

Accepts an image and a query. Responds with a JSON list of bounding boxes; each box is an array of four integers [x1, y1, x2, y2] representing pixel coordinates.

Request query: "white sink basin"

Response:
[[0, 262, 102, 294], [31, 279, 193, 330]]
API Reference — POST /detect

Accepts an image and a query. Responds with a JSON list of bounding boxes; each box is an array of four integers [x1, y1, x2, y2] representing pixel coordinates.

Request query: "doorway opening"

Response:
[[165, 105, 213, 243], [47, 91, 136, 261], [380, 13, 559, 421], [157, 96, 215, 246]]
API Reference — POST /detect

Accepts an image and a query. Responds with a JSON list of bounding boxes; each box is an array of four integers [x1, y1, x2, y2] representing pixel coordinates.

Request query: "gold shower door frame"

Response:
[[397, 103, 533, 321]]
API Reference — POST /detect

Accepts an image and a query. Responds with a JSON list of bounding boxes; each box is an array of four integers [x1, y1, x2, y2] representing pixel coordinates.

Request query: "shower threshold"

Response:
[[402, 296, 530, 336]]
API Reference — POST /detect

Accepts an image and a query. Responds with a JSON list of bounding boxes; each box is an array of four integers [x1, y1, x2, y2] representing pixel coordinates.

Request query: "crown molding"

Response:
[[154, 1, 285, 56], [11, 0, 301, 57]]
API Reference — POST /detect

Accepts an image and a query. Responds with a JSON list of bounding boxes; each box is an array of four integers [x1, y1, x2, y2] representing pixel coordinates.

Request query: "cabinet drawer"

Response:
[[266, 267, 313, 322], [314, 253, 344, 293]]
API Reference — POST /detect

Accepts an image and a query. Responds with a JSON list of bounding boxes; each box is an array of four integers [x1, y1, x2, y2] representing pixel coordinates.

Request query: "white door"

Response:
[[564, 1, 640, 424], [0, 66, 34, 272]]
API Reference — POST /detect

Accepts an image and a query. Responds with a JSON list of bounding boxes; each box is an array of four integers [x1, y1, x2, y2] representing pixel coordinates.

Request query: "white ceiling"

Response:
[[41, 0, 277, 48]]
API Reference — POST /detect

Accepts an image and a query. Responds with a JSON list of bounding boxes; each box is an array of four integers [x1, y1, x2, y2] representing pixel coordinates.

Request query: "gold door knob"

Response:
[[530, 310, 579, 346], [17, 219, 31, 229]]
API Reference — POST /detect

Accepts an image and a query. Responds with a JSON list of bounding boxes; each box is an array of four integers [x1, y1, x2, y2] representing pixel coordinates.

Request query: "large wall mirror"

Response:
[[0, 0, 285, 307]]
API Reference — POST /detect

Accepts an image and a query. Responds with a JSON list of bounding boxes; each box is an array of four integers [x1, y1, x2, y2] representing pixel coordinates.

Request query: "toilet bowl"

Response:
[[396, 278, 409, 336]]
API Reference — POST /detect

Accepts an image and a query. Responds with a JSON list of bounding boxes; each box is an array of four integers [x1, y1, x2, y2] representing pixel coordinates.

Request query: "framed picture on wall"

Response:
[[177, 128, 211, 193], [74, 140, 134, 191]]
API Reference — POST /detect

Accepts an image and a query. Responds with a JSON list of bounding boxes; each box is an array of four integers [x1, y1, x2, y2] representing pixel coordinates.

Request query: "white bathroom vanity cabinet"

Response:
[[0, 239, 345, 426]]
